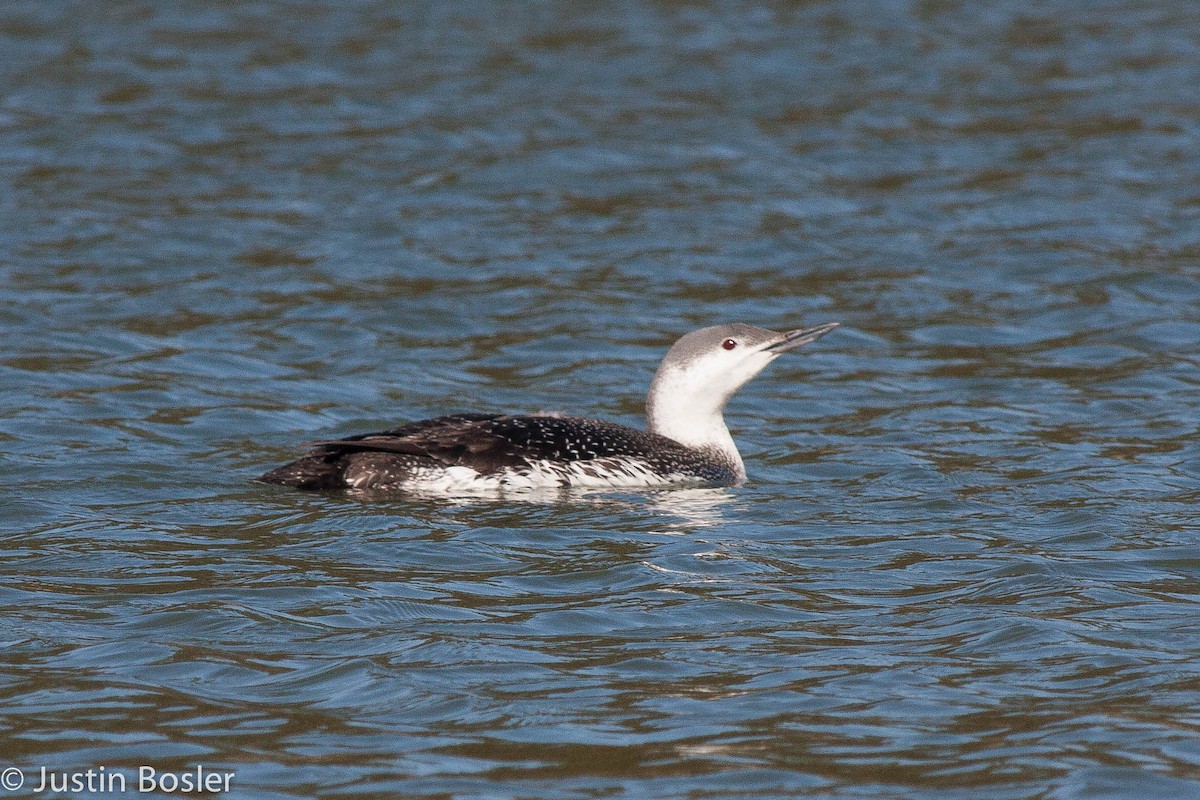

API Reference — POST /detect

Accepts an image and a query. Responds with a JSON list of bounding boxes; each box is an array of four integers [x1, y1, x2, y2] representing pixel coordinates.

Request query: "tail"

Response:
[[256, 456, 347, 490]]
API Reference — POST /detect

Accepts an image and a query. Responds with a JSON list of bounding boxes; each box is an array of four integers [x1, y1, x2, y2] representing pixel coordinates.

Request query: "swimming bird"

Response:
[[257, 322, 839, 492]]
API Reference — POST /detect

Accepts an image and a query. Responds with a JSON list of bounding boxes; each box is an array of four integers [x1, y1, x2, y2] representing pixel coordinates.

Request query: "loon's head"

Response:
[[645, 322, 839, 470]]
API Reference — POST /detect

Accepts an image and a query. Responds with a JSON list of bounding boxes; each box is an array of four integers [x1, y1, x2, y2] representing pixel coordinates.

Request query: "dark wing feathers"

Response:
[[310, 412, 499, 445], [262, 413, 739, 488], [303, 413, 689, 473], [307, 414, 504, 458]]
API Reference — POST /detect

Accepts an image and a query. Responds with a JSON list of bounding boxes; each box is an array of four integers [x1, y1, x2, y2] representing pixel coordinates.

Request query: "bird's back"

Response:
[[257, 413, 741, 491]]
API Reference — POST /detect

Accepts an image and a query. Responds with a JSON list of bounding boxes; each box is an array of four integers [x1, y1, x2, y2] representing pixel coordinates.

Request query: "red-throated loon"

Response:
[[257, 322, 839, 492]]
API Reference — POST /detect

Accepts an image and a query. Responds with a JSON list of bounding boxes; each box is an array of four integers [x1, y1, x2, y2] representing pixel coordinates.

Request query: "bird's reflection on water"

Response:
[[339, 484, 737, 530]]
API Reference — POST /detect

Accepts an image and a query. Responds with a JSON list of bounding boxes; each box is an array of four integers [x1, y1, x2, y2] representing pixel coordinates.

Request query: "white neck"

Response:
[[645, 368, 746, 481]]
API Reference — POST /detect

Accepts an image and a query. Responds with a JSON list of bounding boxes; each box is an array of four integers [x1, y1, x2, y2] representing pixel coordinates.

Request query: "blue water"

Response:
[[3, 2, 1200, 798]]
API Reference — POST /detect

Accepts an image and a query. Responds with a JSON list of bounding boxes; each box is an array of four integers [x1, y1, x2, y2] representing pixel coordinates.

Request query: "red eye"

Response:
[[722, 338, 737, 350]]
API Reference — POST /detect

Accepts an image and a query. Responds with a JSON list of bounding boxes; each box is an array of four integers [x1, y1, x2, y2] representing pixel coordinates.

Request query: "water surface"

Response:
[[2, 2, 1199, 798]]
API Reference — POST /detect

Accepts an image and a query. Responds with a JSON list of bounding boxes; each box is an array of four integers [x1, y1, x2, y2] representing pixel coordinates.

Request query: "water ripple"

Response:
[[3, 1, 1200, 798]]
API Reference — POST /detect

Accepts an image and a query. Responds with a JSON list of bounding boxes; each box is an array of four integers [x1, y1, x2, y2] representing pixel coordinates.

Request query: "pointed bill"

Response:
[[763, 322, 840, 353]]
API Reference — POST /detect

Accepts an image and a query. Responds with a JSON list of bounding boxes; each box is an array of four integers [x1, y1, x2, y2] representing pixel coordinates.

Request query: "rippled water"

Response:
[[3, 1, 1200, 798]]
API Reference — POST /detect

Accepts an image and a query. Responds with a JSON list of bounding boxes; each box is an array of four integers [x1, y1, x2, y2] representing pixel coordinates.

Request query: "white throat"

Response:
[[635, 321, 837, 485], [645, 362, 760, 482]]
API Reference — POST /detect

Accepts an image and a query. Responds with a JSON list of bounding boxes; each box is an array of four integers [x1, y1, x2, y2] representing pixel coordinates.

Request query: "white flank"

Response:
[[391, 458, 699, 495]]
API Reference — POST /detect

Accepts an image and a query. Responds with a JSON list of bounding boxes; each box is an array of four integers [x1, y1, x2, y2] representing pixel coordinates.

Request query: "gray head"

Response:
[[646, 322, 839, 460], [660, 322, 840, 366]]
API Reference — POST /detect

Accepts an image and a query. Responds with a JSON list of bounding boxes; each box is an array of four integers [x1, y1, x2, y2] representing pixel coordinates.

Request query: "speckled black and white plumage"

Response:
[[257, 413, 740, 491], [257, 321, 840, 493]]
